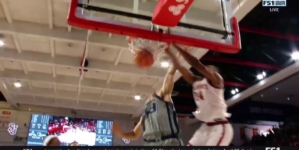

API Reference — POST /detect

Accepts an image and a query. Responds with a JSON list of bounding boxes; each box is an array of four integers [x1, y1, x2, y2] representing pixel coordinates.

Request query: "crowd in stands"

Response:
[[44, 115, 299, 146], [244, 116, 299, 146]]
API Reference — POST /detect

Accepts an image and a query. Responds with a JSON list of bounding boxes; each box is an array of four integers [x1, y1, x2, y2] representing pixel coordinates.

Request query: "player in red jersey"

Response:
[[165, 44, 233, 146]]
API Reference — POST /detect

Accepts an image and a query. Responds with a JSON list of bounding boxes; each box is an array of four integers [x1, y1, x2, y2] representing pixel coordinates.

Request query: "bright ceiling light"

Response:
[[291, 52, 299, 60], [160, 61, 170, 68], [134, 95, 141, 100], [256, 74, 264, 80], [257, 71, 266, 80], [231, 90, 236, 95], [0, 40, 4, 46], [262, 71, 266, 77], [13, 82, 22, 88], [231, 88, 239, 95]]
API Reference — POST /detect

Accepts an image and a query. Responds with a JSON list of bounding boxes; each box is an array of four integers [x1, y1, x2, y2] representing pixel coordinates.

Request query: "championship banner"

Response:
[[0, 146, 292, 150], [0, 110, 15, 125]]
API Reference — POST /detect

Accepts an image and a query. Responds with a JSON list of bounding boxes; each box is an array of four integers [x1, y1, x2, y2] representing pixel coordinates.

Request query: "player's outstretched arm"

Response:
[[165, 49, 198, 85], [159, 66, 176, 99], [173, 44, 221, 86], [111, 117, 142, 140]]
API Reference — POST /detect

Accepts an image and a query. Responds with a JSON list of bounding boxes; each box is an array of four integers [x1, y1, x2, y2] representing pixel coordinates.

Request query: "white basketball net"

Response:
[[128, 37, 169, 59]]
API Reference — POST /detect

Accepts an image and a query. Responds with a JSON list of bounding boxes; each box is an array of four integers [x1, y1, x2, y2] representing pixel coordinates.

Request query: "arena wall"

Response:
[[0, 102, 276, 146]]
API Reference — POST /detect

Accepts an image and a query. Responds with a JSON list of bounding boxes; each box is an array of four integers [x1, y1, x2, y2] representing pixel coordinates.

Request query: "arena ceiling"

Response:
[[0, 0, 259, 119], [173, 0, 299, 116], [251, 72, 299, 106]]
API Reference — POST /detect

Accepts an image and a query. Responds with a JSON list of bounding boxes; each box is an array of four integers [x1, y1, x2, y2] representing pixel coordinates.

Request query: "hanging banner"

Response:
[[0, 110, 15, 125]]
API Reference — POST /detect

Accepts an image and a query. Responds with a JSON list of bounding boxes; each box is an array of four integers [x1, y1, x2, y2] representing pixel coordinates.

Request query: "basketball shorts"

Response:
[[188, 121, 233, 146]]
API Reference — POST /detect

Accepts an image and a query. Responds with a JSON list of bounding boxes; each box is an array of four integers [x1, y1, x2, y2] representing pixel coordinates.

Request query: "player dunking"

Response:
[[112, 66, 183, 146], [165, 44, 233, 146]]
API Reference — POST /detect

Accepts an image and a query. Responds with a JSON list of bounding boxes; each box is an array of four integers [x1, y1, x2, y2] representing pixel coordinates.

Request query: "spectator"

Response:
[[43, 135, 61, 146], [69, 141, 80, 146], [245, 115, 299, 146]]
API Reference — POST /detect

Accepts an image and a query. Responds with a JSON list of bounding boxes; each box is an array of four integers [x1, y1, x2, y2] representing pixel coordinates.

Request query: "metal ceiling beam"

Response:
[[0, 48, 167, 79], [0, 19, 128, 50], [10, 95, 134, 114], [0, 70, 153, 95], [0, 0, 13, 23], [201, 56, 281, 70], [240, 27, 299, 41], [47, 0, 54, 29], [226, 61, 299, 107], [11, 103, 133, 120], [6, 87, 138, 107]]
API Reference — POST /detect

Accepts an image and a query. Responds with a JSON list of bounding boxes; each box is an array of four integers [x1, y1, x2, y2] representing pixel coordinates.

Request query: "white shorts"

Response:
[[188, 121, 233, 146]]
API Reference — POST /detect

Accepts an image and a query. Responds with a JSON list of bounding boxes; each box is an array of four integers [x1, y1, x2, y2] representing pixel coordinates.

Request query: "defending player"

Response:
[[165, 44, 233, 146], [112, 66, 183, 146]]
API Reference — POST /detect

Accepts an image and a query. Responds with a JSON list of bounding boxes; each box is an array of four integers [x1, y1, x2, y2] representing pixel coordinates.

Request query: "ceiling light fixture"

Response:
[[256, 74, 264, 80], [160, 61, 170, 68], [256, 71, 266, 80], [231, 88, 239, 95], [276, 87, 279, 90], [291, 51, 299, 60], [13, 82, 22, 88], [0, 40, 4, 46], [262, 71, 266, 77], [134, 95, 141, 100], [231, 90, 236, 95], [261, 94, 264, 97]]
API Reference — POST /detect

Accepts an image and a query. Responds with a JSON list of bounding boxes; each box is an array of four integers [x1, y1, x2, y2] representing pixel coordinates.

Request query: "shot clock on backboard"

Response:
[[262, 0, 287, 12]]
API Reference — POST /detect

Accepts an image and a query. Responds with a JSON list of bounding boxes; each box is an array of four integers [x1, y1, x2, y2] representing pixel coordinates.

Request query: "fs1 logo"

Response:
[[262, 0, 287, 7], [266, 147, 280, 150]]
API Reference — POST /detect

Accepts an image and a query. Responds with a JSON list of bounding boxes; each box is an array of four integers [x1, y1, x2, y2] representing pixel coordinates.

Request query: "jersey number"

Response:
[[145, 103, 157, 116], [194, 91, 204, 101]]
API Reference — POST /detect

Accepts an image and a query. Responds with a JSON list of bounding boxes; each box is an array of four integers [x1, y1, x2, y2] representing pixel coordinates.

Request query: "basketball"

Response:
[[134, 48, 155, 68]]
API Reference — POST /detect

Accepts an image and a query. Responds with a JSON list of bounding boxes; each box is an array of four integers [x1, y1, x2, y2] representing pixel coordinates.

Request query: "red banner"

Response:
[[2, 110, 11, 115], [152, 0, 194, 27]]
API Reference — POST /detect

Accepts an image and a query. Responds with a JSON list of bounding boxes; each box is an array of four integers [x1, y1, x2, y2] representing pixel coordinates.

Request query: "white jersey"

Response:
[[192, 78, 230, 122]]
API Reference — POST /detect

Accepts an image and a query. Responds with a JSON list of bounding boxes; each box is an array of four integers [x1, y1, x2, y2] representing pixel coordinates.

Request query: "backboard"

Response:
[[68, 0, 241, 53]]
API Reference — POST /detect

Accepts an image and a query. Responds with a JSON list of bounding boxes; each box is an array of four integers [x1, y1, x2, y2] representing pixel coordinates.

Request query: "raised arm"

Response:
[[173, 44, 222, 87], [159, 66, 176, 101], [111, 117, 143, 140], [165, 49, 199, 85]]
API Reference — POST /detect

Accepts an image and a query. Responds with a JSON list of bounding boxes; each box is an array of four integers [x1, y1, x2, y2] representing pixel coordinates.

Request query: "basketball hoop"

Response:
[[128, 37, 169, 59]]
